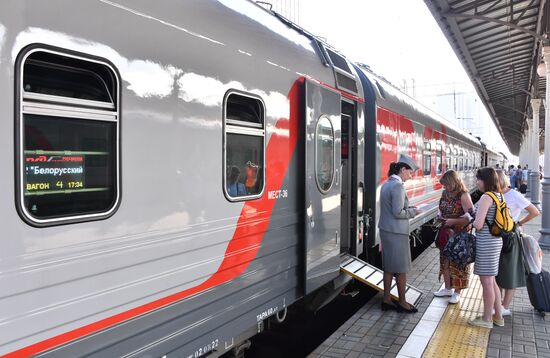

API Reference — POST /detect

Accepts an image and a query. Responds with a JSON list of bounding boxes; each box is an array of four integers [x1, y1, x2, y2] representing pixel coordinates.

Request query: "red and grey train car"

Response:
[[354, 65, 505, 250], [0, 1, 505, 357]]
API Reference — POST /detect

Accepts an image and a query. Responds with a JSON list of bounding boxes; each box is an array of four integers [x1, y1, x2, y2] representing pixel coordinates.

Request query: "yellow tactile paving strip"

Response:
[[422, 274, 490, 358]]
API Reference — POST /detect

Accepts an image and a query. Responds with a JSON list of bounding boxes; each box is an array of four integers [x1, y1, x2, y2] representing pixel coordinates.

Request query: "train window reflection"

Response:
[[315, 116, 334, 193], [224, 91, 265, 201]]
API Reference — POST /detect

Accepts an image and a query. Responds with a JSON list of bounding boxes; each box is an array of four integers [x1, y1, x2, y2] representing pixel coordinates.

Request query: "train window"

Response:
[[423, 142, 431, 176], [315, 115, 335, 193], [453, 148, 458, 170], [436, 144, 443, 175], [224, 91, 265, 201], [16, 47, 120, 226], [445, 147, 450, 172], [23, 54, 115, 105]]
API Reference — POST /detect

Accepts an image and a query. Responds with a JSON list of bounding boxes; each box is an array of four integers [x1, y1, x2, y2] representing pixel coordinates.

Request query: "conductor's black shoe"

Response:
[[395, 304, 418, 314]]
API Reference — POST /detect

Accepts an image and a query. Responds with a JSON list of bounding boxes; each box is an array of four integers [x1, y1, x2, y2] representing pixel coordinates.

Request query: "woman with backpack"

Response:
[[496, 170, 540, 316], [469, 167, 505, 328], [433, 170, 474, 304]]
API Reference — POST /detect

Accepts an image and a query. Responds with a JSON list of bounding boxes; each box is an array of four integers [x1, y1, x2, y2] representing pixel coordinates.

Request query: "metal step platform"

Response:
[[340, 253, 423, 306]]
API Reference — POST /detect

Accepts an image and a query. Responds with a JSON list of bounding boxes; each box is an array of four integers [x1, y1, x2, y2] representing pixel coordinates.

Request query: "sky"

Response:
[[290, 0, 513, 159]]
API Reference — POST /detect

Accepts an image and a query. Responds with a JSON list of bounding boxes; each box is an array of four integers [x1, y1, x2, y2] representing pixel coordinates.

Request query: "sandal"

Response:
[[395, 303, 418, 314]]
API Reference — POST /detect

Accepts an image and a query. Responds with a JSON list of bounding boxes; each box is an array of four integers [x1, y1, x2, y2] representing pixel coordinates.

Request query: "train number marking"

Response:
[[267, 189, 288, 200]]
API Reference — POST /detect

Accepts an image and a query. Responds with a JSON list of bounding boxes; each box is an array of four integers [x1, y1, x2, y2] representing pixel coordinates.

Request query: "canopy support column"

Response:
[[525, 118, 533, 198], [540, 45, 550, 248], [530, 98, 542, 209]]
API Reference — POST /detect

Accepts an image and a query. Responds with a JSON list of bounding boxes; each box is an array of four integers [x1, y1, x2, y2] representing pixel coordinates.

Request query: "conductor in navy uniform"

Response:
[[378, 154, 421, 313]]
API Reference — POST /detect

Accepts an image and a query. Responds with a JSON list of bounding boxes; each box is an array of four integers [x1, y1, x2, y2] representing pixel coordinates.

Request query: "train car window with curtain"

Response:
[[423, 141, 431, 176], [453, 148, 458, 170], [445, 147, 450, 172], [224, 91, 265, 201], [17, 47, 120, 226], [436, 143, 442, 175]]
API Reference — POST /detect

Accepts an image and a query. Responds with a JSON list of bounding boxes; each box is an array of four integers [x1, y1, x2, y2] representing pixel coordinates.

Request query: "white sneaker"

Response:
[[433, 288, 453, 297], [492, 308, 511, 316], [449, 292, 460, 304]]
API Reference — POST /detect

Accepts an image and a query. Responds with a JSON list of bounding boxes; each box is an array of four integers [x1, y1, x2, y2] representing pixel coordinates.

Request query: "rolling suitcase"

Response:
[[525, 270, 550, 317], [521, 235, 550, 317]]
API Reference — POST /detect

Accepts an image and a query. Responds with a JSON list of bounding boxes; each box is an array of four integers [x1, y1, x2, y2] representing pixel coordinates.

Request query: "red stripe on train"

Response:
[[2, 79, 303, 358]]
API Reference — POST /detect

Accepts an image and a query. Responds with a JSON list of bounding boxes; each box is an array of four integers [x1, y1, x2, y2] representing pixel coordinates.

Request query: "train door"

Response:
[[340, 100, 364, 257], [304, 79, 341, 294]]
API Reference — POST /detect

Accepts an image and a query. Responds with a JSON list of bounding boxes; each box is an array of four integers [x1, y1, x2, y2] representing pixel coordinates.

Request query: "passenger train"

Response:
[[0, 1, 506, 356]]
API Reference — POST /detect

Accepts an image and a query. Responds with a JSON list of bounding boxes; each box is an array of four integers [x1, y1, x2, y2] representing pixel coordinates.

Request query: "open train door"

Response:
[[304, 79, 342, 294]]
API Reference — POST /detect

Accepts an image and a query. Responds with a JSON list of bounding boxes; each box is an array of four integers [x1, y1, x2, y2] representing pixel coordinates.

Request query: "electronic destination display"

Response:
[[24, 153, 85, 194]]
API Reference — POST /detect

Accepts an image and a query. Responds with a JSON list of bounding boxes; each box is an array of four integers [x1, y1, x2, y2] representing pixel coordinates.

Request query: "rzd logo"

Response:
[[26, 156, 48, 162]]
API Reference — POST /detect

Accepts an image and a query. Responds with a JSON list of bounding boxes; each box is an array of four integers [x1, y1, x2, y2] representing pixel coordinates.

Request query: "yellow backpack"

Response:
[[485, 192, 514, 235]]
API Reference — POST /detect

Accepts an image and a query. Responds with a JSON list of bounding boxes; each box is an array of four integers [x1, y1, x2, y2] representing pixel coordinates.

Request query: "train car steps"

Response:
[[340, 253, 423, 306]]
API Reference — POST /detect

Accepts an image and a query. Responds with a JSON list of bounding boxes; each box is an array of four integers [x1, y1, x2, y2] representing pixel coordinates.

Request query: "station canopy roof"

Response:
[[424, 0, 549, 155]]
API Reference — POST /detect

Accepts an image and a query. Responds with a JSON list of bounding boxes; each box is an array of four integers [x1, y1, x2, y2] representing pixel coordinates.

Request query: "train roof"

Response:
[[257, 2, 489, 151], [356, 64, 481, 148]]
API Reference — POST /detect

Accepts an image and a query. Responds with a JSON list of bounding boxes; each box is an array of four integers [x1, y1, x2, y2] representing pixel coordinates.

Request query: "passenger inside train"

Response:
[[226, 166, 247, 197]]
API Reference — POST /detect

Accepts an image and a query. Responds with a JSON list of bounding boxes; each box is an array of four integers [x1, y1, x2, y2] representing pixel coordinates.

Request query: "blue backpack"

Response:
[[443, 231, 476, 269]]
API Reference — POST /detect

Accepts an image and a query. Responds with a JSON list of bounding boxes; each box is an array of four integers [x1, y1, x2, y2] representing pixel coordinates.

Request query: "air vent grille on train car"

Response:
[[326, 48, 351, 74], [336, 72, 358, 94]]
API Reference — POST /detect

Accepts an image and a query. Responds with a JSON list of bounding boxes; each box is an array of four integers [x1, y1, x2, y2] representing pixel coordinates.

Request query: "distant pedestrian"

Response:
[[509, 165, 517, 189], [515, 165, 523, 189]]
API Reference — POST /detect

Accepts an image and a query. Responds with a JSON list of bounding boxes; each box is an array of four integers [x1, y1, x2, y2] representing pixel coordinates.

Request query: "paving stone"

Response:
[[489, 340, 513, 350], [387, 345, 401, 354], [351, 342, 368, 352], [511, 352, 535, 358], [357, 353, 375, 358], [321, 352, 346, 358], [524, 344, 537, 354], [344, 352, 360, 358]]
